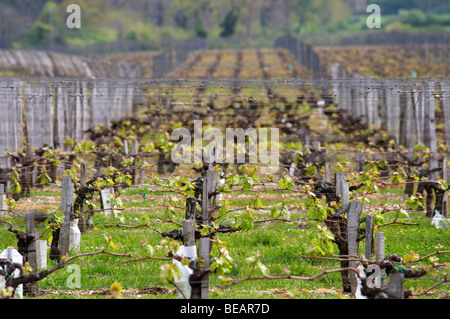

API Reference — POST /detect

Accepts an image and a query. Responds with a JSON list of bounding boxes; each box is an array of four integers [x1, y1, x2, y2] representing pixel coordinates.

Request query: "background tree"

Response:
[[220, 7, 240, 37]]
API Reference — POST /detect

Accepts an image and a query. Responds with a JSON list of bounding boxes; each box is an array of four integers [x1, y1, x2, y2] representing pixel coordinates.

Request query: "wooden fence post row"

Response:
[[0, 79, 136, 169], [330, 69, 449, 159], [0, 79, 23, 170], [2, 76, 448, 171], [0, 49, 139, 78]]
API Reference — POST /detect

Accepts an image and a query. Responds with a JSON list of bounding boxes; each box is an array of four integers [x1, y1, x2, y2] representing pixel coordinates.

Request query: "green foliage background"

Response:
[[1, 0, 449, 51]]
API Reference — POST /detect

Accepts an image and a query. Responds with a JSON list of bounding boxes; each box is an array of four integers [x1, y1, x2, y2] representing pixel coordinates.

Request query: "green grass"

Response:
[[1, 184, 449, 300]]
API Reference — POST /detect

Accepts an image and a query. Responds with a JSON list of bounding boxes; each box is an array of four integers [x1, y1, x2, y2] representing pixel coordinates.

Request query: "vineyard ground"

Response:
[[1, 183, 448, 299], [1, 45, 450, 300]]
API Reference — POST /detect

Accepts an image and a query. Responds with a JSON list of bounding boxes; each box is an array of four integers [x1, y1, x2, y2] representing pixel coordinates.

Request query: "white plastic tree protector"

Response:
[[317, 100, 326, 107], [0, 247, 24, 299], [69, 219, 81, 252], [216, 177, 225, 203], [36, 239, 48, 270], [172, 245, 197, 299], [100, 188, 114, 216], [355, 265, 368, 299], [431, 210, 450, 230], [289, 162, 296, 176], [432, 211, 444, 229]]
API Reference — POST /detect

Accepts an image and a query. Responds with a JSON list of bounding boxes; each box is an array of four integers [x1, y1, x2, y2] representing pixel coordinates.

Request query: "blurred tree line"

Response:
[[0, 0, 449, 50], [367, 0, 449, 15]]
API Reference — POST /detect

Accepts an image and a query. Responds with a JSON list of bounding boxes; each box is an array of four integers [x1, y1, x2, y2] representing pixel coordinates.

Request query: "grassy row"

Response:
[[1, 180, 448, 299]]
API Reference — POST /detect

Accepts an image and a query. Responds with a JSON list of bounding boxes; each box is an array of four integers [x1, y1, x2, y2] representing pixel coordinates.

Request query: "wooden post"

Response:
[[356, 153, 364, 172], [59, 175, 73, 257], [123, 139, 129, 155], [132, 140, 138, 154], [443, 156, 449, 218], [354, 78, 365, 120], [54, 83, 65, 150], [24, 85, 38, 157], [75, 81, 83, 143], [375, 231, 385, 262], [324, 163, 331, 184], [313, 142, 322, 180], [342, 82, 351, 111], [401, 85, 415, 150], [80, 81, 89, 140], [413, 87, 424, 146], [375, 232, 386, 285], [364, 215, 374, 260], [206, 170, 219, 209], [202, 169, 209, 224], [183, 219, 196, 247], [335, 172, 344, 197], [442, 82, 450, 217], [200, 170, 208, 298], [0, 80, 8, 169], [424, 81, 439, 180], [90, 80, 108, 128], [138, 168, 144, 186], [25, 213, 39, 296], [0, 184, 5, 211], [132, 140, 139, 185], [0, 79, 24, 171], [347, 200, 363, 294], [335, 172, 349, 212], [378, 85, 388, 132], [79, 163, 87, 234], [185, 197, 200, 299], [441, 82, 450, 148], [199, 166, 213, 299], [330, 64, 341, 104], [388, 272, 404, 299], [312, 141, 321, 150], [199, 237, 210, 299], [365, 80, 377, 129], [185, 197, 197, 220], [373, 83, 381, 128], [65, 82, 77, 146], [125, 83, 134, 116], [304, 134, 310, 149]]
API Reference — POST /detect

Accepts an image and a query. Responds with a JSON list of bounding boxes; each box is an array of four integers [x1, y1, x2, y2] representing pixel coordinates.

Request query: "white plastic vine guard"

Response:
[[36, 240, 48, 270], [173, 245, 196, 299], [0, 247, 23, 299], [355, 265, 367, 299], [431, 210, 450, 230], [69, 219, 81, 252]]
